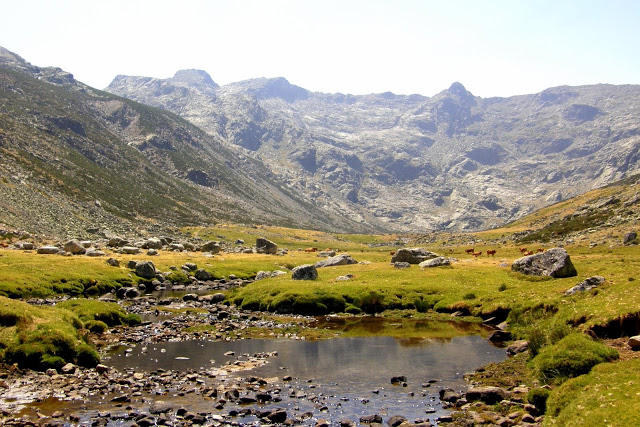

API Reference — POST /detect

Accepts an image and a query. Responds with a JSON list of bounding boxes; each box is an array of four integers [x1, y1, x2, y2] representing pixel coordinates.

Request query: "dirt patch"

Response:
[[605, 338, 640, 361]]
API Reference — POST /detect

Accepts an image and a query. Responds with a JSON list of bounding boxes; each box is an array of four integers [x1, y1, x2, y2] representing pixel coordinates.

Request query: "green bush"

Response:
[[527, 387, 550, 413], [530, 333, 618, 383]]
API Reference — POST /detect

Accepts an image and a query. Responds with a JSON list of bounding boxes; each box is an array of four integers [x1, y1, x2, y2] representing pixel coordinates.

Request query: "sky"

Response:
[[2, 0, 640, 97]]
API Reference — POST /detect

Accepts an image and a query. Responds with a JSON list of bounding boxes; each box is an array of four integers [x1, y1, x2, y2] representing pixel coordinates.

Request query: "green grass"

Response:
[[56, 299, 140, 326], [545, 359, 640, 426], [0, 296, 99, 370], [529, 333, 618, 383]]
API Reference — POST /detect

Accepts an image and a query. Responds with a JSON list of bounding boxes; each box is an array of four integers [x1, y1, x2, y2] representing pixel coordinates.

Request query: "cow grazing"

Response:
[[519, 247, 528, 253], [537, 248, 545, 253], [390, 251, 396, 256], [525, 251, 534, 256], [472, 251, 483, 258], [465, 248, 475, 254], [487, 249, 496, 256]]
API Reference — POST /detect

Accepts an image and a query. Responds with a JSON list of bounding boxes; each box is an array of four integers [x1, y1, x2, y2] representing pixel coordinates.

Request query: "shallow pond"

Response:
[[103, 317, 505, 423]]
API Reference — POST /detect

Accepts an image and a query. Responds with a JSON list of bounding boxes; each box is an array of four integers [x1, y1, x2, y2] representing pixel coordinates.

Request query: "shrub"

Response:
[[463, 292, 476, 300], [498, 284, 507, 292], [530, 333, 618, 383], [413, 298, 430, 313], [527, 387, 550, 413], [527, 327, 547, 358]]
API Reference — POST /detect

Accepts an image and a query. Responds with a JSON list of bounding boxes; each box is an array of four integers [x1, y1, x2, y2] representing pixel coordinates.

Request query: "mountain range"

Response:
[[107, 69, 640, 231], [1, 45, 639, 237]]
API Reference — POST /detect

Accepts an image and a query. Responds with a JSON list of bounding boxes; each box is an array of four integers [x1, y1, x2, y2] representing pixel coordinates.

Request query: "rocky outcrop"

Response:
[[201, 241, 222, 253], [63, 239, 86, 255], [511, 248, 577, 278], [391, 248, 439, 264], [135, 261, 156, 279]]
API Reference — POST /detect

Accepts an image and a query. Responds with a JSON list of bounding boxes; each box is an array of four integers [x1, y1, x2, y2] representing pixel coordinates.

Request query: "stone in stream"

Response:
[[390, 375, 407, 384], [565, 276, 605, 295], [135, 261, 156, 279], [439, 388, 461, 402], [64, 239, 86, 255], [194, 269, 212, 281], [511, 247, 577, 278], [360, 414, 383, 424], [256, 237, 278, 254], [267, 409, 288, 424], [292, 264, 318, 280], [391, 248, 439, 264], [506, 340, 529, 356], [465, 386, 509, 404], [488, 330, 513, 342], [387, 416, 407, 427], [314, 253, 358, 268]]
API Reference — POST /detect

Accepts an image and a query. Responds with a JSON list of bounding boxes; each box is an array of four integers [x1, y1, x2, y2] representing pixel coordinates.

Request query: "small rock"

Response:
[[488, 330, 513, 342], [60, 363, 76, 374], [121, 246, 140, 255], [506, 340, 529, 356], [387, 415, 407, 427], [147, 249, 158, 256], [465, 386, 509, 404], [194, 269, 212, 281], [628, 335, 640, 350], [360, 414, 383, 424], [623, 232, 637, 245], [37, 246, 60, 254], [393, 262, 411, 269], [315, 254, 358, 268]]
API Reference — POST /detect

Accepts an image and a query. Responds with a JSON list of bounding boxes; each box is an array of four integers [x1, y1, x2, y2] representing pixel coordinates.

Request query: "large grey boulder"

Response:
[[135, 261, 156, 279], [37, 246, 60, 254], [315, 254, 358, 268], [292, 264, 318, 280], [391, 248, 439, 264], [511, 247, 577, 278], [565, 276, 605, 295], [107, 237, 128, 247], [419, 257, 451, 268], [256, 238, 278, 254], [201, 241, 222, 254], [465, 386, 509, 404], [64, 239, 86, 255]]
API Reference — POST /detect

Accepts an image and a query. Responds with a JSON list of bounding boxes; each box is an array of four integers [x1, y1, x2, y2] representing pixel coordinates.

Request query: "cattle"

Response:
[[390, 251, 396, 256], [519, 247, 528, 253], [487, 249, 496, 256], [537, 248, 545, 253], [525, 251, 534, 256], [304, 247, 318, 253], [472, 251, 483, 258], [465, 248, 475, 254]]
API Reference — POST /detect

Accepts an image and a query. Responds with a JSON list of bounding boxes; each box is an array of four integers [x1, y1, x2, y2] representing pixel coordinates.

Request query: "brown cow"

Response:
[[537, 248, 545, 253], [519, 247, 528, 253], [472, 251, 482, 258], [390, 251, 396, 256], [465, 248, 475, 254], [487, 249, 496, 256], [525, 251, 534, 256]]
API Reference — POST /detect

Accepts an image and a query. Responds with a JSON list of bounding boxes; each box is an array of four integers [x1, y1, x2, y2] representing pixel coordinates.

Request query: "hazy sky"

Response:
[[3, 0, 639, 97]]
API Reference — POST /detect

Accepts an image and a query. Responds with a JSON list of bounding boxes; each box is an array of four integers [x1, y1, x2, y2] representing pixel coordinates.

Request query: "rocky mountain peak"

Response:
[[0, 46, 34, 73], [172, 69, 218, 89], [231, 77, 310, 102]]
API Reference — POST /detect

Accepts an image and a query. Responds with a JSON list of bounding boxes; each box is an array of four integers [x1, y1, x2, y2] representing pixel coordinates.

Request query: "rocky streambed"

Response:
[[0, 297, 520, 426]]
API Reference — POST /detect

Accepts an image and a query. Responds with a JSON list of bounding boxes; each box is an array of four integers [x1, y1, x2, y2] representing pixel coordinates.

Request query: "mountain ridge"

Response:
[[107, 70, 640, 231]]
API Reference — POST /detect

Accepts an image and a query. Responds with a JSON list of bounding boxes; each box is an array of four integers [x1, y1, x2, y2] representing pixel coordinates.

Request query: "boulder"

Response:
[[169, 243, 185, 251], [85, 249, 105, 257], [135, 261, 156, 279], [565, 276, 605, 295], [106, 258, 119, 267], [465, 386, 509, 404], [511, 247, 577, 278], [194, 269, 212, 281], [360, 414, 383, 424], [182, 293, 198, 302], [142, 238, 163, 249], [256, 238, 278, 254], [628, 336, 640, 350], [183, 263, 197, 271], [60, 363, 76, 374], [116, 287, 140, 299], [623, 232, 637, 245], [387, 416, 407, 427], [488, 330, 513, 342], [126, 260, 138, 269], [292, 264, 318, 280], [107, 237, 128, 247], [183, 242, 196, 251], [318, 250, 336, 257], [80, 241, 92, 248], [201, 241, 222, 254], [37, 246, 60, 254], [255, 271, 272, 281], [147, 249, 158, 256], [336, 274, 353, 281], [439, 388, 461, 402], [18, 242, 34, 250], [315, 254, 358, 268], [419, 257, 451, 268], [391, 248, 439, 264], [121, 246, 140, 255]]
